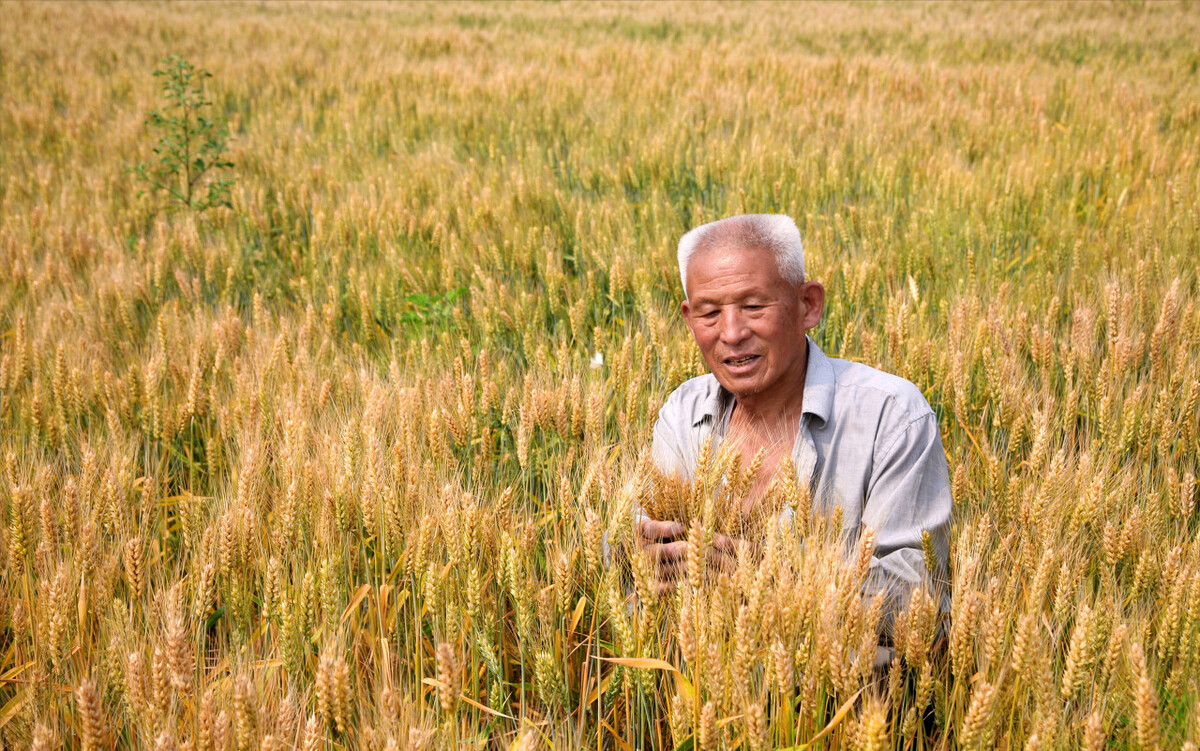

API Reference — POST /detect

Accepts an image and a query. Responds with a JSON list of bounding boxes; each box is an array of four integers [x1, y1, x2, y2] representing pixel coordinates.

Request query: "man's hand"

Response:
[[638, 520, 740, 596], [638, 519, 687, 597], [707, 533, 738, 577]]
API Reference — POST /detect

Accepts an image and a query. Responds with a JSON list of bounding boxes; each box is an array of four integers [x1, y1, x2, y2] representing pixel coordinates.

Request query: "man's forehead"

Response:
[[685, 244, 793, 297], [687, 243, 779, 278], [687, 284, 775, 304]]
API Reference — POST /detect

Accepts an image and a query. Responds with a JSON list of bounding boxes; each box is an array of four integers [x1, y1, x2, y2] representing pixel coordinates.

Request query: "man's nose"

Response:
[[718, 309, 749, 344]]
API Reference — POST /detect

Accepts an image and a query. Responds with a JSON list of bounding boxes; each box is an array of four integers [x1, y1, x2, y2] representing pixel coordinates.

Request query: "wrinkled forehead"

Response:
[[684, 243, 794, 296]]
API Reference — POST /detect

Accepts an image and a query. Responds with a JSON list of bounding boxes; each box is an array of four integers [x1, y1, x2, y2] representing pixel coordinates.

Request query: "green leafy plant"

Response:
[[399, 288, 467, 325], [132, 55, 235, 212]]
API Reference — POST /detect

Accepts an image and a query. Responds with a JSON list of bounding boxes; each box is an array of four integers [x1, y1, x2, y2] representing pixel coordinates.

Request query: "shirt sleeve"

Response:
[[650, 410, 688, 479], [861, 412, 953, 640], [638, 405, 688, 533]]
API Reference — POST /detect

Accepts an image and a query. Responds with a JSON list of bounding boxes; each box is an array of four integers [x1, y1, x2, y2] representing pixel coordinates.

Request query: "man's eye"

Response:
[[745, 305, 763, 311]]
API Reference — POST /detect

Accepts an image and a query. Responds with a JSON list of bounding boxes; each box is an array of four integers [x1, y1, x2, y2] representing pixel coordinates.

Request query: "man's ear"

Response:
[[680, 298, 696, 337], [799, 282, 825, 330]]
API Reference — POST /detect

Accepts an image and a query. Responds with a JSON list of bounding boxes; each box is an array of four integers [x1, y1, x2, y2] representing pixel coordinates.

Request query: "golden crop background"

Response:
[[1, 1, 1199, 749]]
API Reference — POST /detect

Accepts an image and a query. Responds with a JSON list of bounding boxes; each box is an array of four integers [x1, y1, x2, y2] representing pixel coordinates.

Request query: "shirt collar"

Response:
[[693, 335, 835, 428]]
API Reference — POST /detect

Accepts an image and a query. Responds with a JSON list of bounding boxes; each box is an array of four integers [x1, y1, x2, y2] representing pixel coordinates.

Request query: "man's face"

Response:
[[681, 244, 824, 401]]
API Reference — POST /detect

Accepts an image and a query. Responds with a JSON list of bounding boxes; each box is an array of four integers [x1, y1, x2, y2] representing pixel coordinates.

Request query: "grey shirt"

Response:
[[649, 336, 952, 636]]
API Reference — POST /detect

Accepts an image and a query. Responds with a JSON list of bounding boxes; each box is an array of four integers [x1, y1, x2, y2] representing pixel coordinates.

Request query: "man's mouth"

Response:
[[724, 354, 760, 367]]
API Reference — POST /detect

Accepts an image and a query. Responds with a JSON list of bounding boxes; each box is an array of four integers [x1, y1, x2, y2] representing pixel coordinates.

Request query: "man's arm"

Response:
[[638, 414, 688, 594], [861, 411, 953, 646], [640, 385, 737, 594]]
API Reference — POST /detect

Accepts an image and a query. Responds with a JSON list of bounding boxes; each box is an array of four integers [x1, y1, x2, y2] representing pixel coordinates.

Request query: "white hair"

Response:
[[676, 213, 805, 295]]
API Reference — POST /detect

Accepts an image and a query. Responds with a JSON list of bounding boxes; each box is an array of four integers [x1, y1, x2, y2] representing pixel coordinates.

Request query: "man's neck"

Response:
[[730, 342, 809, 434]]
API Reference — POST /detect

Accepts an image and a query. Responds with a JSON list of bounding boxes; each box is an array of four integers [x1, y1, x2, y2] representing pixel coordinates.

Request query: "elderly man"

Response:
[[639, 213, 951, 662]]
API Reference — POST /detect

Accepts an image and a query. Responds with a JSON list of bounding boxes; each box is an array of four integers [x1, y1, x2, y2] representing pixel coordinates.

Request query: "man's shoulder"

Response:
[[667, 373, 721, 399], [826, 355, 934, 421], [658, 374, 721, 427]]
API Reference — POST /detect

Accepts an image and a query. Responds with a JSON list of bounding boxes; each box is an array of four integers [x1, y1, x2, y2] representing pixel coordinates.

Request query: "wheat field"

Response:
[[1, 2, 1199, 749]]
